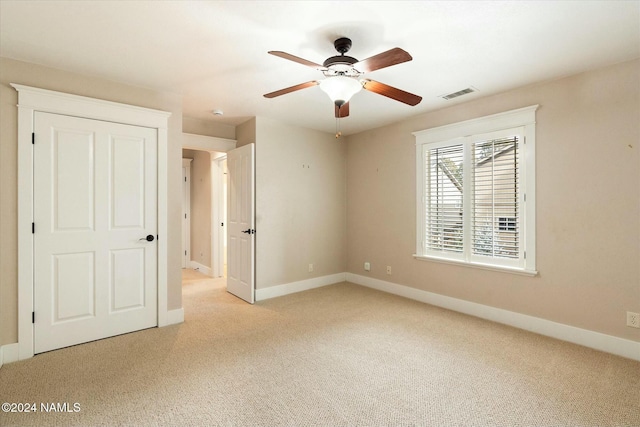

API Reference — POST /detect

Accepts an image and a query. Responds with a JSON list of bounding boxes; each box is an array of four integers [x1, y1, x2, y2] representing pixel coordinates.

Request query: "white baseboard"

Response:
[[0, 343, 20, 368], [2, 310, 183, 366], [256, 273, 347, 301], [166, 308, 184, 325], [346, 273, 640, 361], [189, 261, 212, 276]]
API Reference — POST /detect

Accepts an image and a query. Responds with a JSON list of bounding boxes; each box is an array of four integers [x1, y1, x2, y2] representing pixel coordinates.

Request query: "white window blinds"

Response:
[[471, 136, 520, 260], [425, 144, 464, 254]]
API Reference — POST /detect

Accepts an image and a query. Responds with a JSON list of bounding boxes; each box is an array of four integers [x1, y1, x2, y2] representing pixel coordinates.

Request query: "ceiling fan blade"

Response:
[[268, 51, 326, 70], [362, 79, 422, 106], [263, 81, 319, 98], [335, 102, 350, 118], [354, 48, 412, 73]]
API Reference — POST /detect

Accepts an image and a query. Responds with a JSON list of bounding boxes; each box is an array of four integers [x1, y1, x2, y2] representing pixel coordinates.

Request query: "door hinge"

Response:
[[32, 312, 35, 323], [524, 251, 527, 260], [185, 214, 187, 219], [185, 176, 187, 182], [32, 223, 35, 234], [32, 133, 35, 144], [185, 250, 187, 256]]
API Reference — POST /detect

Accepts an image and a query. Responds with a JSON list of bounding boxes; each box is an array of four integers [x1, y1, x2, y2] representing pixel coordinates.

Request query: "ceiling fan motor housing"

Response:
[[323, 37, 361, 77], [323, 55, 358, 69]]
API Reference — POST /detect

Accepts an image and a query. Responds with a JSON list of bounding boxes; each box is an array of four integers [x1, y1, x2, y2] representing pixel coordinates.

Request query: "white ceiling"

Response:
[[1, 1, 638, 135]]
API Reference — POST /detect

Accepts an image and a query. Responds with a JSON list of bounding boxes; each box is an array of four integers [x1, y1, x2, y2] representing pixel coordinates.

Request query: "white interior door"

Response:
[[34, 112, 158, 354], [226, 143, 255, 303]]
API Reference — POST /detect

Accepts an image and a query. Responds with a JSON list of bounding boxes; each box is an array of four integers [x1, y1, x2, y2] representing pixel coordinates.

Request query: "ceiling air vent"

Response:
[[440, 87, 477, 100]]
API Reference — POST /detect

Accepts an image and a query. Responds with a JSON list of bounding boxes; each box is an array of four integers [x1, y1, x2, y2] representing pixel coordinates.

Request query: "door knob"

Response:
[[241, 229, 255, 234], [139, 234, 155, 242]]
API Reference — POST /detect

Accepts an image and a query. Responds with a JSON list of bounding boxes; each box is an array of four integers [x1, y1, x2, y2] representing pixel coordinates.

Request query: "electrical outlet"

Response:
[[627, 312, 640, 328], [364, 262, 370, 271], [386, 266, 392, 275], [308, 263, 314, 273]]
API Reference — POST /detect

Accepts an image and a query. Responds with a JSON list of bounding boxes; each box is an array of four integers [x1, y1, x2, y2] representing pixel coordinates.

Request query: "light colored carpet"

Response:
[[1, 270, 639, 426]]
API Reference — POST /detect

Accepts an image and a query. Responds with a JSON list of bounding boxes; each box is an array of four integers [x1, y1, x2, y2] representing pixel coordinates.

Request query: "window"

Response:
[[414, 106, 537, 275], [498, 217, 517, 232]]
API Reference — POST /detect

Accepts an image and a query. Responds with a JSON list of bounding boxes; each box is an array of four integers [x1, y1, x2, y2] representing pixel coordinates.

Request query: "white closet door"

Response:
[[34, 112, 158, 353]]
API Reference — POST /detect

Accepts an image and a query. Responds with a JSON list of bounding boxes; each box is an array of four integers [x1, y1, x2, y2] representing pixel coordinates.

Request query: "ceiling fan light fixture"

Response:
[[319, 75, 362, 106]]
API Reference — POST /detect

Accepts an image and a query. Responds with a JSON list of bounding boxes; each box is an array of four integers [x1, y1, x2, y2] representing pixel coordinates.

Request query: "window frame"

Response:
[[414, 105, 538, 276]]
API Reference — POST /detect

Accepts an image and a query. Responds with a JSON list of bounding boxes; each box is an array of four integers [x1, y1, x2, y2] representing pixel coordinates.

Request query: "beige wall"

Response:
[[183, 116, 235, 140], [255, 117, 347, 288], [182, 149, 212, 268], [0, 57, 184, 346], [346, 59, 640, 341], [236, 117, 256, 148]]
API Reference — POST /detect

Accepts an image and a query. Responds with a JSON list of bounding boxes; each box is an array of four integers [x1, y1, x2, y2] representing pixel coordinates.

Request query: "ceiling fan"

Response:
[[264, 37, 422, 119]]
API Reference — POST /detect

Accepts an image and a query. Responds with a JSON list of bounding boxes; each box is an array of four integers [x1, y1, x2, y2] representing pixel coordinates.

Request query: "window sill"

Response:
[[413, 254, 538, 277]]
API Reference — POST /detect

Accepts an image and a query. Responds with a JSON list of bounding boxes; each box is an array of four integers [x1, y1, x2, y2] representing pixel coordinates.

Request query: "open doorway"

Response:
[[181, 149, 227, 279]]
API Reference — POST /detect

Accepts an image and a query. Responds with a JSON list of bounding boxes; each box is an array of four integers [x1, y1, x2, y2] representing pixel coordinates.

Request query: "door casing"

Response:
[[13, 83, 171, 361]]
